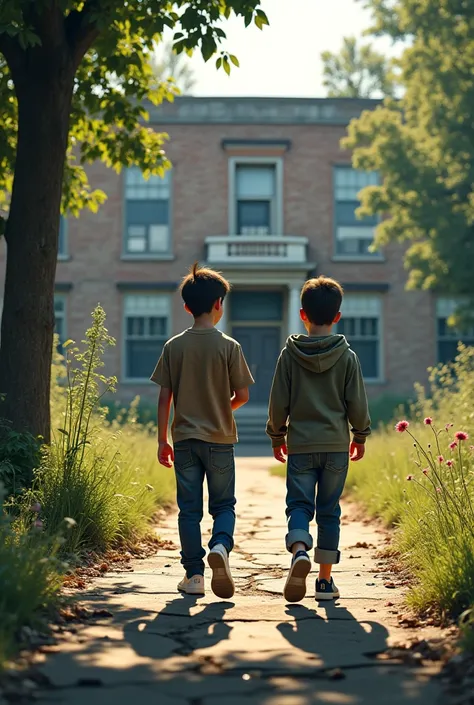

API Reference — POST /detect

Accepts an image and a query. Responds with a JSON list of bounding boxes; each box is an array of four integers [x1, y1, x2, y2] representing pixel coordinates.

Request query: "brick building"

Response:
[[2, 96, 472, 440]]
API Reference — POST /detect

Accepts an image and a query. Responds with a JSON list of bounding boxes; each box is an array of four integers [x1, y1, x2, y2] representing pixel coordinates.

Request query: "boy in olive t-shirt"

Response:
[[151, 263, 254, 598]]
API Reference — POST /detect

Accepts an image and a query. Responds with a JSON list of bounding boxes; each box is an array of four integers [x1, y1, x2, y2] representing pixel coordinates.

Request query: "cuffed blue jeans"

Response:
[[285, 452, 349, 564], [173, 439, 236, 578]]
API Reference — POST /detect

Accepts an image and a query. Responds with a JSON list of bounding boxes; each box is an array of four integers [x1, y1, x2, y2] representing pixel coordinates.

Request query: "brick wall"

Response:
[[0, 103, 435, 408]]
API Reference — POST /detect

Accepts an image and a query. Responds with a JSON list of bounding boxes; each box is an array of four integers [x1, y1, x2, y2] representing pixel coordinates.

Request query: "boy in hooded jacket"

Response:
[[266, 276, 371, 603]]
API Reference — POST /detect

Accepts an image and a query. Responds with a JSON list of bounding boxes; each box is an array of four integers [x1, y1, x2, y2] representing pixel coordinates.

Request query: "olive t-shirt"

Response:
[[150, 328, 254, 444]]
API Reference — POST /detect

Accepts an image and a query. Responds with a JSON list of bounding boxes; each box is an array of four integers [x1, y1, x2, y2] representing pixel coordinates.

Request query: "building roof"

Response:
[[147, 96, 379, 126]]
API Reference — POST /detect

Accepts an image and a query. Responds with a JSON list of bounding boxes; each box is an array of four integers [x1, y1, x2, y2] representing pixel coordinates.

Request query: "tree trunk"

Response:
[[0, 56, 74, 442]]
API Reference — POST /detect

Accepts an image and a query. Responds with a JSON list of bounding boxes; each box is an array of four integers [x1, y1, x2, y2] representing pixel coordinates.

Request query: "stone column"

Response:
[[288, 284, 302, 336]]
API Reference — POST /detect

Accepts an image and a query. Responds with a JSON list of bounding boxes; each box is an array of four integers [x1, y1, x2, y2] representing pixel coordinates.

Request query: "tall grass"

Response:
[[0, 306, 174, 666], [0, 483, 63, 663], [346, 345, 474, 620]]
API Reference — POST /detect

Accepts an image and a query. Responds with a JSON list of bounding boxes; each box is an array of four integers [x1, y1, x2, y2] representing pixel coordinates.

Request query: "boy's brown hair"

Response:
[[301, 276, 344, 326], [180, 262, 231, 317]]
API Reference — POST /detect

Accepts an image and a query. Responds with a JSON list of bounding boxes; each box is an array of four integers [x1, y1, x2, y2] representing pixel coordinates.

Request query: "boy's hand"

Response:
[[273, 444, 288, 464], [158, 441, 174, 468], [350, 441, 365, 462]]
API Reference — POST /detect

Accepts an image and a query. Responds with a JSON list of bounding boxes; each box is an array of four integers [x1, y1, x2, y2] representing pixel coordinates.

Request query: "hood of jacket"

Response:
[[285, 334, 349, 373]]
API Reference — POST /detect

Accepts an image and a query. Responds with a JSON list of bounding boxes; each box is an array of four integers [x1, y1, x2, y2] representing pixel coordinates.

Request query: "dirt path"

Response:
[[36, 457, 448, 705]]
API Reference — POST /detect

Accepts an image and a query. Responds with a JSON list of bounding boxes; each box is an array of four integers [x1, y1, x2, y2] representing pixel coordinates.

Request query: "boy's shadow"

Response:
[[277, 601, 389, 667], [126, 595, 234, 659]]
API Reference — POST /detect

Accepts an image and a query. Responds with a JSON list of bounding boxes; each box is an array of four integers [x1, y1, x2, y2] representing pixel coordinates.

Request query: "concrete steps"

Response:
[[235, 407, 268, 445]]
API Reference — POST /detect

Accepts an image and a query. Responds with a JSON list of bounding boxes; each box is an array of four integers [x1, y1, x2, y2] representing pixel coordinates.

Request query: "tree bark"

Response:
[[0, 53, 74, 442]]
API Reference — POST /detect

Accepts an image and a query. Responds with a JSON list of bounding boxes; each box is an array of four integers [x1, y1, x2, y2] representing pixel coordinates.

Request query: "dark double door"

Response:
[[230, 290, 283, 406]]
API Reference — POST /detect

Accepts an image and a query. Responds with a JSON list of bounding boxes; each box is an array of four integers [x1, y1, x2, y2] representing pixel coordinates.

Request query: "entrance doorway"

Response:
[[230, 291, 283, 406]]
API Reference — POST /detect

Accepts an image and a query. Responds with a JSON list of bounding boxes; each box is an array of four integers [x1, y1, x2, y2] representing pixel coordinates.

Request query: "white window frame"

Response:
[[122, 293, 172, 383], [436, 297, 474, 363], [122, 168, 174, 261], [339, 294, 383, 383], [228, 156, 284, 236], [332, 166, 383, 262], [54, 294, 67, 349]]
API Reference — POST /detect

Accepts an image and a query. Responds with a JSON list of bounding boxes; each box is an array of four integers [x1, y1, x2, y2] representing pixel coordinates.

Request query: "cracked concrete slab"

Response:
[[36, 457, 446, 704]]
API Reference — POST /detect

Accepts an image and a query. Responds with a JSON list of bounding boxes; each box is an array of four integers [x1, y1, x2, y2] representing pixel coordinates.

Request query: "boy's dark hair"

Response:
[[301, 276, 344, 325], [180, 262, 231, 317]]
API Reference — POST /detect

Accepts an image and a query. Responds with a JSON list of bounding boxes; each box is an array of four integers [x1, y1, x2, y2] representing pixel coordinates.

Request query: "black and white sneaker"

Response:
[[283, 550, 312, 603], [315, 577, 340, 601]]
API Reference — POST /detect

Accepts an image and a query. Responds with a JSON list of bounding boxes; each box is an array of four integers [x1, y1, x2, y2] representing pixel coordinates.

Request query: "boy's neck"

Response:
[[306, 323, 333, 337], [192, 313, 216, 330]]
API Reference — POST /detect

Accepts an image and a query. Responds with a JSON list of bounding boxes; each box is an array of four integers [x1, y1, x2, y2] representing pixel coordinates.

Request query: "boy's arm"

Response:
[[266, 351, 291, 462], [150, 344, 174, 467], [229, 343, 254, 410], [231, 388, 250, 411], [157, 387, 174, 467], [345, 355, 371, 461]]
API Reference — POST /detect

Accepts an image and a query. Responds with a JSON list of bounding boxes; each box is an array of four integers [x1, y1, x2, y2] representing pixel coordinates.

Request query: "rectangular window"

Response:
[[437, 298, 474, 363], [124, 168, 171, 255], [338, 295, 381, 380], [334, 167, 379, 257], [235, 164, 276, 235], [58, 216, 67, 257], [54, 295, 67, 352], [124, 294, 170, 380]]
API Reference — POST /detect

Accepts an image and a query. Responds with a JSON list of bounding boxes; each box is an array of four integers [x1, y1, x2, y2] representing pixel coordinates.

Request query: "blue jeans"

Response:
[[285, 452, 349, 564], [173, 439, 236, 577]]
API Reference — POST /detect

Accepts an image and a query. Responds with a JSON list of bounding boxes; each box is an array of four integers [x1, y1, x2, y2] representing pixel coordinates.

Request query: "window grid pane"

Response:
[[338, 312, 379, 379], [335, 167, 378, 257], [125, 167, 171, 255], [124, 295, 170, 379]]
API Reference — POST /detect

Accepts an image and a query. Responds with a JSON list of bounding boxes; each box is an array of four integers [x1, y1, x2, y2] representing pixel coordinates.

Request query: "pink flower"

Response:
[[422, 468, 429, 475], [449, 442, 458, 451], [33, 519, 44, 530], [436, 487, 442, 493], [396, 420, 409, 433], [445, 423, 454, 431], [30, 502, 41, 513], [455, 431, 469, 442], [446, 460, 454, 468], [406, 474, 414, 481], [424, 417, 433, 426], [437, 455, 444, 463]]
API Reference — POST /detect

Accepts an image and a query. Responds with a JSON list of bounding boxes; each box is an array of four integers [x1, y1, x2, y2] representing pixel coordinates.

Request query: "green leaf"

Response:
[[216, 56, 222, 70], [229, 54, 239, 67], [223, 58, 231, 76]]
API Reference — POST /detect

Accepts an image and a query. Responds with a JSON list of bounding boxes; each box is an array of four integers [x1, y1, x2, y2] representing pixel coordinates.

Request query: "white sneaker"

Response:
[[207, 544, 235, 599], [177, 574, 205, 595]]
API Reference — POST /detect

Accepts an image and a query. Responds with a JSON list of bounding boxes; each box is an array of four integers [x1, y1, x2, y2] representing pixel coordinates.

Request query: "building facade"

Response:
[[2, 97, 472, 438]]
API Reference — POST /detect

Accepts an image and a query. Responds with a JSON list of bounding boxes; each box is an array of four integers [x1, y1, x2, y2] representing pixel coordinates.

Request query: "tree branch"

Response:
[[66, 0, 116, 67]]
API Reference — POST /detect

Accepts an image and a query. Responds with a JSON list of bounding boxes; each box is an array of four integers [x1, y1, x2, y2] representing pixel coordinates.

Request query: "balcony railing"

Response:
[[205, 235, 308, 265]]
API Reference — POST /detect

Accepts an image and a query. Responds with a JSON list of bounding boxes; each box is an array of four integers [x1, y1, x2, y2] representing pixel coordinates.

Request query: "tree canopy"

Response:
[[151, 40, 196, 94], [0, 0, 268, 441], [343, 0, 474, 322], [0, 0, 268, 223], [322, 36, 395, 98]]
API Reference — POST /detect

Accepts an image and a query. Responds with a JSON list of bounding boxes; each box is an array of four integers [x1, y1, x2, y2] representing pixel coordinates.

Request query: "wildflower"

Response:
[[396, 420, 409, 433], [455, 431, 469, 442], [437, 455, 444, 463], [424, 417, 433, 426], [406, 474, 414, 481], [446, 460, 454, 468], [30, 502, 41, 513], [422, 468, 429, 475], [436, 487, 442, 493], [445, 423, 454, 431], [449, 442, 458, 451], [33, 519, 44, 530], [63, 517, 76, 529]]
